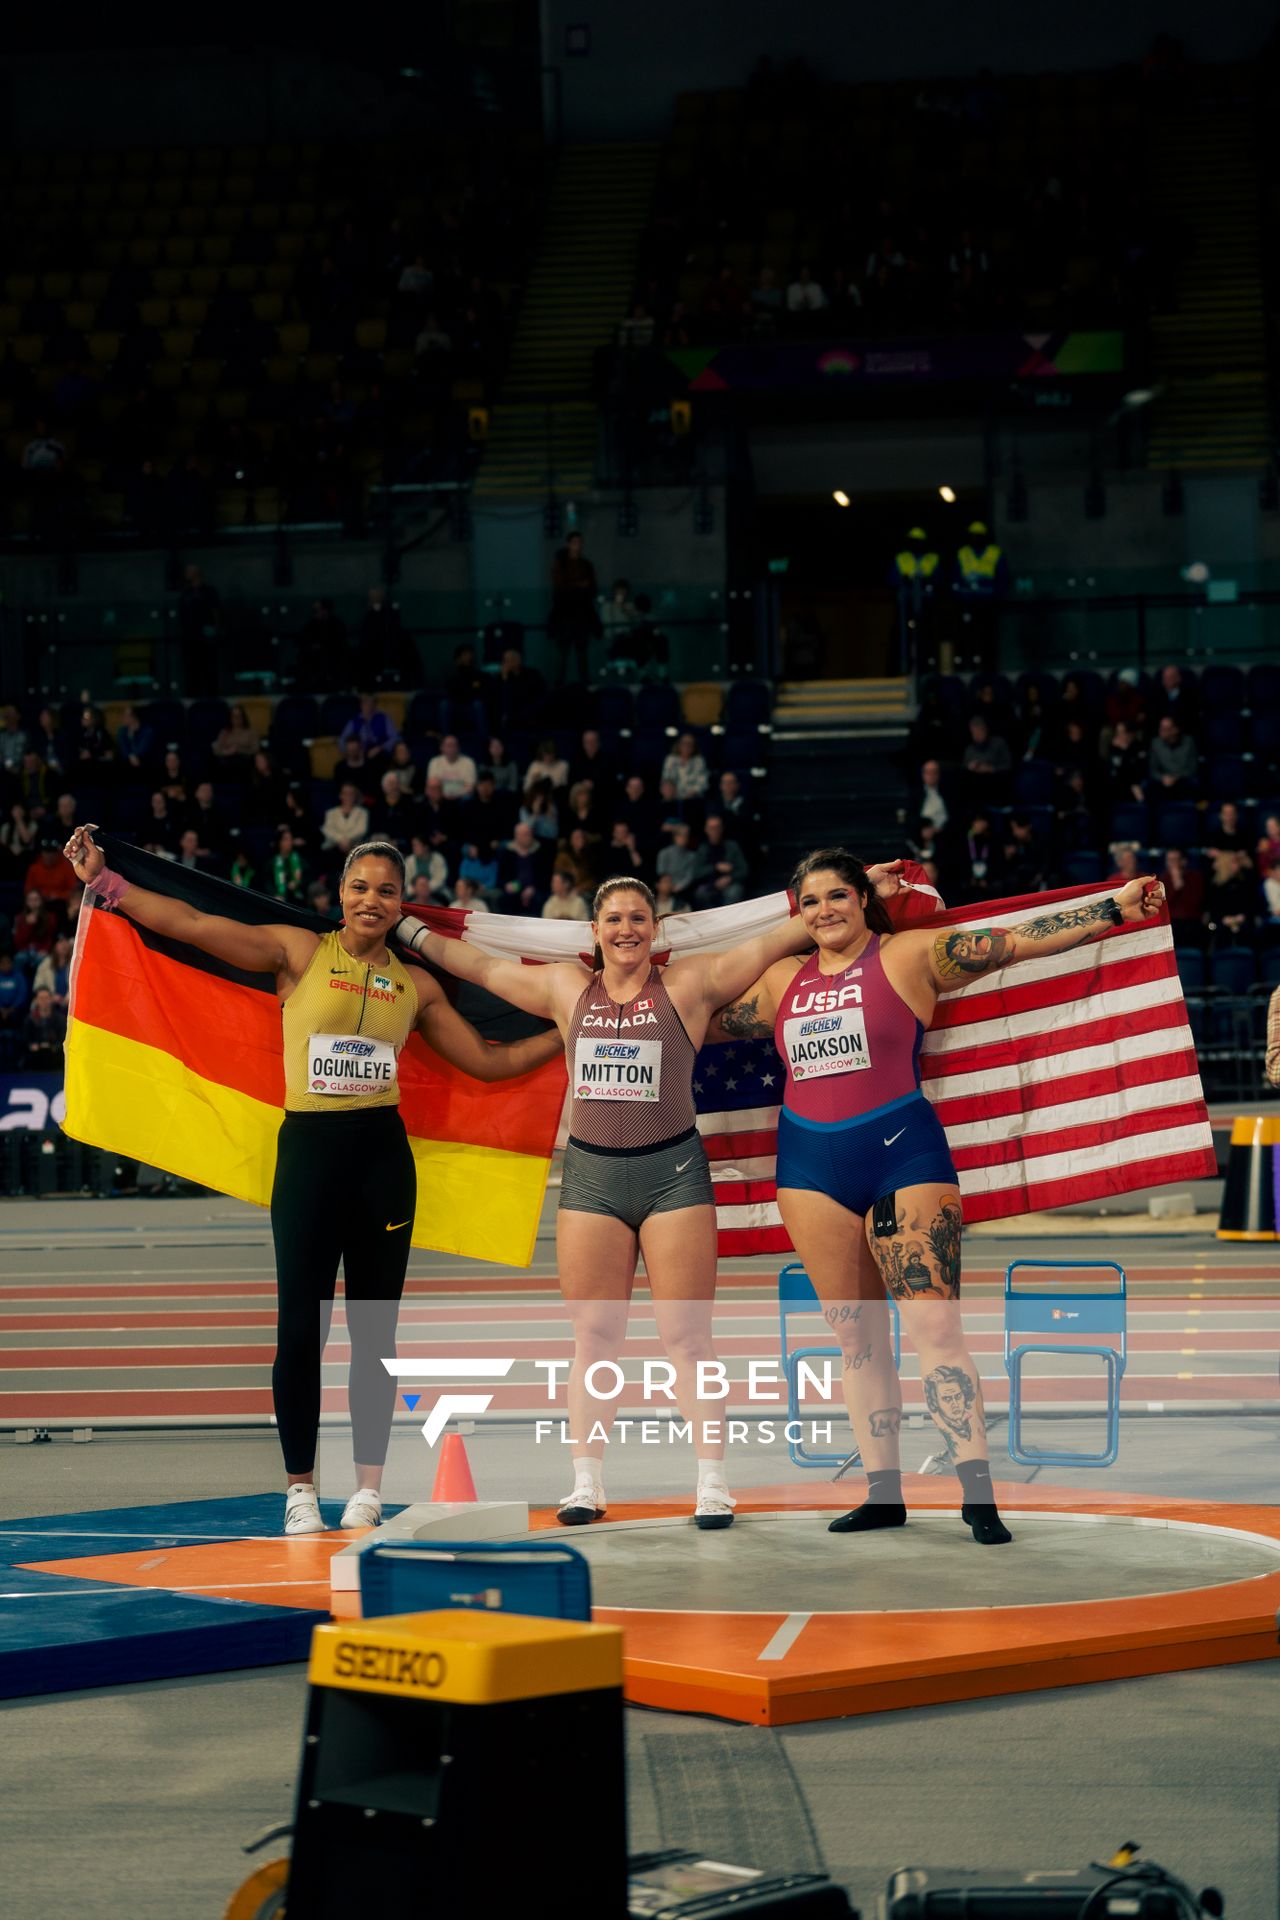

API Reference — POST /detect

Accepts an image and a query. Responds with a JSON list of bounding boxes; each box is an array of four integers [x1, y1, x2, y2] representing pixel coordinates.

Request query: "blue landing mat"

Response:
[[0, 1495, 339, 1700]]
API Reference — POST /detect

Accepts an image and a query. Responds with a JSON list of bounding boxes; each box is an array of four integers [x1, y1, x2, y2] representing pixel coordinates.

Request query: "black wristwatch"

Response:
[[1103, 896, 1124, 927]]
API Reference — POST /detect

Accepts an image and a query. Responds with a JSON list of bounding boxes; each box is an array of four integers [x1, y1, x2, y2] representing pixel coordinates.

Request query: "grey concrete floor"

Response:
[[1, 1199, 1277, 1915]]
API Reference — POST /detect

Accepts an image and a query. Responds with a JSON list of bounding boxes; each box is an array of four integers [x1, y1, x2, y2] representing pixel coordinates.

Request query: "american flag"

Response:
[[410, 871, 1217, 1253]]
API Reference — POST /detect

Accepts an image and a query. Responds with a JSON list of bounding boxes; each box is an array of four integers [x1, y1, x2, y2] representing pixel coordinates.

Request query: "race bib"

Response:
[[573, 1036, 662, 1102], [782, 1009, 872, 1083], [307, 1032, 398, 1097]]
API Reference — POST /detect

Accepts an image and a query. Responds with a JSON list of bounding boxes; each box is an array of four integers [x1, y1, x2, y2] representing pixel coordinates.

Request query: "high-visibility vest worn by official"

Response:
[[955, 542, 1004, 596], [893, 549, 940, 584]]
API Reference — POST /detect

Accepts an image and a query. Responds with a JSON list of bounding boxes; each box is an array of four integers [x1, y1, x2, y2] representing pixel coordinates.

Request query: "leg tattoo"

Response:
[[844, 1342, 873, 1372], [869, 1407, 903, 1439], [923, 1363, 978, 1442]]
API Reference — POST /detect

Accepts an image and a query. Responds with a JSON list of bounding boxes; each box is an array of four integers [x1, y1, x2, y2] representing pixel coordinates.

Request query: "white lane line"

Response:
[[758, 1611, 812, 1661]]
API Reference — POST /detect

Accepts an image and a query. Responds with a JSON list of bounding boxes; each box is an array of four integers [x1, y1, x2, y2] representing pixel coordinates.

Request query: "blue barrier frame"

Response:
[[1004, 1259, 1127, 1469], [779, 1262, 901, 1468]]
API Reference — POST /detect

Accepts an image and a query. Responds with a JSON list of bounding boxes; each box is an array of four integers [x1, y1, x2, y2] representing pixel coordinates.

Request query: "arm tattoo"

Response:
[[869, 1408, 902, 1438], [932, 898, 1113, 984], [716, 993, 772, 1039]]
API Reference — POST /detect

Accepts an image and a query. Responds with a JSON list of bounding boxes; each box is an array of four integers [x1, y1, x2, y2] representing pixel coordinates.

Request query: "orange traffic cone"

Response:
[[432, 1431, 478, 1502]]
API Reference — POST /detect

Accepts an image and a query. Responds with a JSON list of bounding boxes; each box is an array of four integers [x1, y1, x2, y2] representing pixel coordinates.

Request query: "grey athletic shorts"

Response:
[[559, 1127, 715, 1232]]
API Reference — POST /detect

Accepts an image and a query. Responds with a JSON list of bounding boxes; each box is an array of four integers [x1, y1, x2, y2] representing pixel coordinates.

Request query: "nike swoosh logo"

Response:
[[675, 1157, 693, 1173], [329, 967, 345, 974], [883, 1127, 906, 1147], [385, 1219, 412, 1232]]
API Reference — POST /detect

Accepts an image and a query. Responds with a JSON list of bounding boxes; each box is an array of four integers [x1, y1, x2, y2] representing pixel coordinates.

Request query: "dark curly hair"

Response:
[[789, 848, 893, 936]]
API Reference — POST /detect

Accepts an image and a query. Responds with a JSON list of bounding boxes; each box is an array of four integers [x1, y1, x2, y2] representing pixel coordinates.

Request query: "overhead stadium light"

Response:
[[832, 490, 850, 507], [938, 485, 956, 503]]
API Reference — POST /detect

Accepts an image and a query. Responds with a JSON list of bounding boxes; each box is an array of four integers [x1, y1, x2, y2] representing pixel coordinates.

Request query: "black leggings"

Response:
[[269, 1107, 417, 1477]]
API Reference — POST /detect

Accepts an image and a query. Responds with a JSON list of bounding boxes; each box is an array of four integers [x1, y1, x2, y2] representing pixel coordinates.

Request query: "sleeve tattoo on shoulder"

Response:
[[931, 898, 1113, 983], [716, 993, 772, 1038]]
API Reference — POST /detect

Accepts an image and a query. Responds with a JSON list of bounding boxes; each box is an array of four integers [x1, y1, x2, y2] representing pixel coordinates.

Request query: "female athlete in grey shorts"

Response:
[[399, 875, 811, 1527]]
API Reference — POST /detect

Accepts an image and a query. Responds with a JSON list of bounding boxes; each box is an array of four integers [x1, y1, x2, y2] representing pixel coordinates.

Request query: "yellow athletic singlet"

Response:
[[281, 929, 418, 1113]]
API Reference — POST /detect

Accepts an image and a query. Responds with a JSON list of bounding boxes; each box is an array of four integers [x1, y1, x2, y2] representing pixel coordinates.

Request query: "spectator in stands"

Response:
[[786, 264, 828, 315], [24, 843, 76, 908], [178, 565, 221, 696], [247, 750, 288, 828], [661, 732, 710, 803], [748, 266, 784, 332], [962, 714, 1012, 800], [482, 736, 521, 796], [1002, 811, 1052, 893], [523, 739, 570, 795], [1104, 719, 1146, 806], [414, 311, 453, 357], [143, 791, 180, 855], [601, 580, 640, 670], [960, 810, 997, 897], [1, 802, 38, 873], [406, 833, 449, 899], [460, 769, 515, 856], [22, 419, 66, 472], [419, 778, 455, 857], [426, 734, 479, 801], [389, 740, 420, 795], [564, 780, 604, 840], [1256, 812, 1280, 878], [499, 821, 551, 913], [336, 735, 368, 782], [262, 825, 305, 904], [542, 868, 590, 922], [321, 782, 371, 859], [1263, 864, 1280, 924], [15, 750, 50, 821], [32, 933, 72, 1011], [0, 707, 27, 777], [1207, 850, 1257, 944], [548, 532, 602, 685], [372, 769, 420, 846], [971, 679, 1017, 746], [459, 840, 500, 899], [570, 727, 618, 796], [620, 773, 660, 859], [450, 874, 490, 913], [174, 826, 214, 876], [1109, 846, 1142, 887], [22, 984, 65, 1070], [446, 642, 486, 711], [13, 890, 56, 974], [340, 695, 399, 767], [605, 819, 647, 882], [555, 826, 602, 899], [491, 648, 546, 732], [113, 704, 154, 773], [1152, 663, 1199, 734], [0, 951, 29, 1064], [919, 757, 950, 834], [32, 706, 70, 776], [297, 599, 349, 692], [160, 749, 189, 811], [77, 705, 114, 768], [1207, 801, 1248, 858], [691, 814, 748, 907], [51, 793, 79, 840], [229, 849, 257, 890], [1104, 668, 1146, 737], [213, 706, 259, 764], [1148, 715, 1198, 799], [188, 782, 226, 861], [656, 822, 699, 905], [1161, 847, 1205, 934], [519, 779, 560, 846]]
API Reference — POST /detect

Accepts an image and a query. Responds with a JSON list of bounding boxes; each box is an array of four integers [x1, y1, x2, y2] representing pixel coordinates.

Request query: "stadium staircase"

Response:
[[1146, 68, 1268, 472], [763, 679, 913, 886], [477, 142, 660, 500]]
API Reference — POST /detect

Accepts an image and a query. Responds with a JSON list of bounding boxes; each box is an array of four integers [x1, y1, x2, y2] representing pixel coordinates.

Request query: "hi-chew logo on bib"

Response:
[[309, 1031, 398, 1095], [573, 1036, 662, 1100], [782, 1008, 871, 1081]]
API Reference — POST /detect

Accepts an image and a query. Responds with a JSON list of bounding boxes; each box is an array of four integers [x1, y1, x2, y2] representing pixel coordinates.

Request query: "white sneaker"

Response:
[[694, 1480, 736, 1531], [556, 1477, 606, 1525], [340, 1489, 383, 1531], [284, 1483, 324, 1536]]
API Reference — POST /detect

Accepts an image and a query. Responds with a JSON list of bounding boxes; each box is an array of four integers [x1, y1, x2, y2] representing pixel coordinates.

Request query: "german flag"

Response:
[[64, 839, 567, 1266]]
